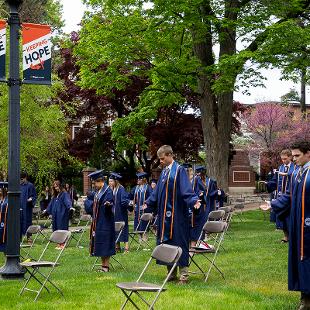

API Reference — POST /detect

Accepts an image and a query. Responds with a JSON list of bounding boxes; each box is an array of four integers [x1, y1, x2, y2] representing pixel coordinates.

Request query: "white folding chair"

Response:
[[117, 244, 182, 309], [69, 214, 92, 247], [20, 230, 71, 301]]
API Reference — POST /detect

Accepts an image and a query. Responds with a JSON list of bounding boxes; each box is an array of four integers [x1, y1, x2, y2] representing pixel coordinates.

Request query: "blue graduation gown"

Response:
[[20, 181, 37, 235], [131, 184, 153, 230], [145, 161, 199, 267], [113, 185, 130, 242], [84, 191, 95, 214], [271, 163, 310, 293], [190, 176, 205, 241], [0, 197, 8, 252], [47, 192, 71, 231], [267, 163, 295, 229], [217, 189, 226, 208], [89, 185, 115, 257], [203, 177, 218, 222]]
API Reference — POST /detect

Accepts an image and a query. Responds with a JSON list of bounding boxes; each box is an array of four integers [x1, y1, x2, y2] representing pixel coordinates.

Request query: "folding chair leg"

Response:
[[189, 256, 207, 277], [91, 257, 99, 271], [111, 256, 125, 270], [120, 290, 140, 310]]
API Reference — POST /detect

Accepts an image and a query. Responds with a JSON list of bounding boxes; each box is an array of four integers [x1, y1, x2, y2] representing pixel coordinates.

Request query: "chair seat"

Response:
[[116, 282, 166, 292], [21, 261, 59, 268], [69, 227, 85, 233], [189, 247, 215, 254]]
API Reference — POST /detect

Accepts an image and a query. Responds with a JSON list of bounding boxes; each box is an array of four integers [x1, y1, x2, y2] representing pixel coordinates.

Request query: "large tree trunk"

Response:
[[193, 0, 237, 191], [301, 68, 306, 114]]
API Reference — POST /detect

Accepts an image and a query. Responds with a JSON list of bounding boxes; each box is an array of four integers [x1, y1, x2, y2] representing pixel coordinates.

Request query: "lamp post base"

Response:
[[0, 255, 25, 279]]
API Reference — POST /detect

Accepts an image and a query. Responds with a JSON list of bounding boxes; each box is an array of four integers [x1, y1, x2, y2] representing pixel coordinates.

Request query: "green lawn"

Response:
[[0, 210, 299, 309]]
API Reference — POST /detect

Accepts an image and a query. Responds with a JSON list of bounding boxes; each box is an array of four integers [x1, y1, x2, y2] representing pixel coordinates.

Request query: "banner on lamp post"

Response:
[[22, 23, 51, 85], [0, 20, 6, 81]]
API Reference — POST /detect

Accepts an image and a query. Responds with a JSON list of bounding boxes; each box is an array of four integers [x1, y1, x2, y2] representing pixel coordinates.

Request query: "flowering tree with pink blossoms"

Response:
[[243, 102, 310, 175]]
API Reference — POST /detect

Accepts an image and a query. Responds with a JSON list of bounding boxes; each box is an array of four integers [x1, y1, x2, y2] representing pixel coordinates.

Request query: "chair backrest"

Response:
[[26, 225, 42, 234], [80, 214, 92, 222], [234, 203, 244, 209], [218, 206, 230, 213], [49, 230, 72, 244], [208, 210, 225, 220], [151, 244, 182, 264], [115, 221, 125, 233], [203, 221, 227, 234], [140, 213, 153, 222]]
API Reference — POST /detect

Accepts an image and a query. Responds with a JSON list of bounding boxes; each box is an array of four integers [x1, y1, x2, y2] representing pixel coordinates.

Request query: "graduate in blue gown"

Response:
[[266, 149, 295, 242], [0, 182, 8, 253], [108, 172, 130, 252], [195, 166, 218, 224], [216, 187, 226, 208], [45, 180, 73, 249], [144, 145, 200, 284], [182, 164, 205, 247], [271, 141, 310, 309], [20, 172, 37, 240], [87, 170, 115, 272], [130, 172, 153, 231]]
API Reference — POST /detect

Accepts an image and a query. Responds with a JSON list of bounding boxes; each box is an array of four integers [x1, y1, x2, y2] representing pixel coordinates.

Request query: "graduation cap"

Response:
[[195, 165, 206, 173], [136, 172, 148, 179], [88, 170, 106, 181], [182, 163, 192, 169], [0, 181, 8, 189], [150, 179, 157, 184], [109, 172, 122, 180]]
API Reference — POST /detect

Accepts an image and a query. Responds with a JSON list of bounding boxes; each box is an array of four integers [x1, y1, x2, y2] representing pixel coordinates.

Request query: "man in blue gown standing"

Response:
[[144, 145, 200, 284], [271, 141, 310, 310], [20, 172, 37, 242]]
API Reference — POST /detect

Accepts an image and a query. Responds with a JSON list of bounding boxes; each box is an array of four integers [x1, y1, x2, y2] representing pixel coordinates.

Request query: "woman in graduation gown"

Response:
[[130, 172, 153, 231], [195, 166, 218, 224], [271, 142, 310, 309], [87, 170, 115, 272], [45, 180, 72, 249], [108, 172, 130, 252], [0, 182, 8, 253], [183, 164, 205, 247]]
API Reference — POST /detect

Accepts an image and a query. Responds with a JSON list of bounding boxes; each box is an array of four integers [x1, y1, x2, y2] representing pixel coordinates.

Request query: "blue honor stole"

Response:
[[160, 162, 180, 242], [300, 165, 310, 261]]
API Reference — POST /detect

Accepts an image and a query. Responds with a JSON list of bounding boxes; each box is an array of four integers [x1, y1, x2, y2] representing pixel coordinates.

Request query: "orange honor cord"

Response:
[[301, 169, 309, 261], [170, 168, 179, 239]]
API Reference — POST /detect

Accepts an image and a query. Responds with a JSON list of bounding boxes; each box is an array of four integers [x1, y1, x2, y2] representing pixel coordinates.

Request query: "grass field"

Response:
[[0, 210, 299, 310]]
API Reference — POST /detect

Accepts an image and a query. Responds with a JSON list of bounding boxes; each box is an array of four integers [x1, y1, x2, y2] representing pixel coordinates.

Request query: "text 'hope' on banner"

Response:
[[22, 23, 51, 85], [0, 20, 6, 81]]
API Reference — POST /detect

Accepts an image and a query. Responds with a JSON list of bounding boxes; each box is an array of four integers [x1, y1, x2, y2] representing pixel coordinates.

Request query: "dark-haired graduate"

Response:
[[182, 164, 205, 247], [144, 145, 200, 284], [108, 172, 130, 253], [0, 182, 8, 253], [271, 141, 310, 310], [195, 166, 218, 223], [87, 170, 115, 273], [130, 172, 153, 231], [45, 180, 73, 249], [20, 172, 37, 241]]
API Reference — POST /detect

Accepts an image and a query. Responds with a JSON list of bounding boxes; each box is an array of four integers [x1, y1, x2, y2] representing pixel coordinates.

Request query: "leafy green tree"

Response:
[[75, 0, 309, 189]]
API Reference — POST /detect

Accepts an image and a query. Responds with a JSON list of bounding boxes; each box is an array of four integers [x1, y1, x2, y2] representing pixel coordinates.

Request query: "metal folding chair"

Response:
[[91, 221, 126, 271], [20, 225, 49, 260], [189, 221, 227, 282], [69, 214, 92, 248], [117, 244, 182, 310], [129, 213, 153, 250], [20, 230, 71, 301]]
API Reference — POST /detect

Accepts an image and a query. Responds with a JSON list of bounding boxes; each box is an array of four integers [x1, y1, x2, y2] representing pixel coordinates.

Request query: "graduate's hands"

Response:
[[142, 203, 148, 210], [194, 200, 201, 209], [27, 197, 33, 202], [104, 201, 112, 207], [217, 190, 221, 195], [259, 200, 271, 211]]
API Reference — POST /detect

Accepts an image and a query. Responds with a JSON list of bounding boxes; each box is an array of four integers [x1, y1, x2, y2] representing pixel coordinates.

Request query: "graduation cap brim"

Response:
[[88, 170, 106, 180], [109, 172, 122, 180], [136, 172, 148, 179], [195, 165, 206, 173], [182, 163, 192, 169]]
